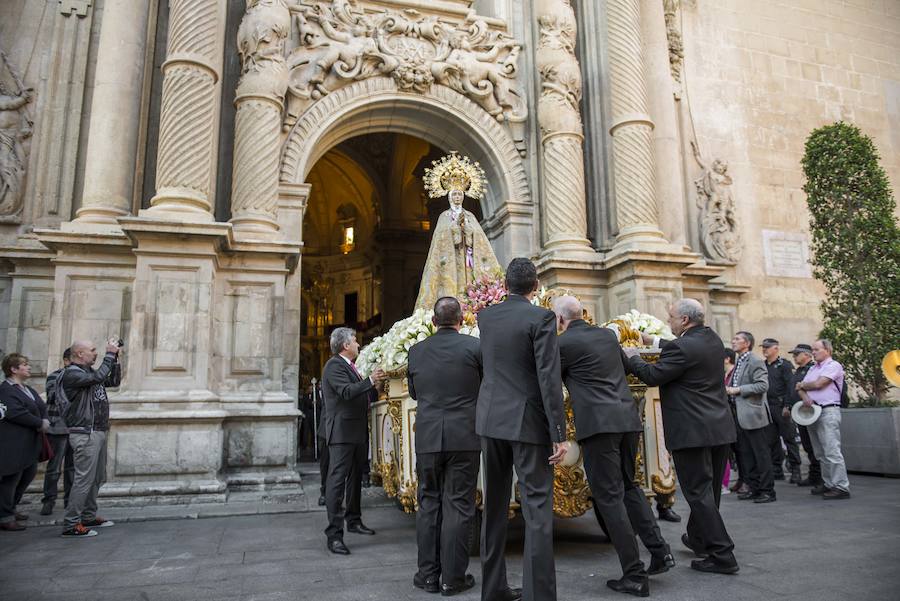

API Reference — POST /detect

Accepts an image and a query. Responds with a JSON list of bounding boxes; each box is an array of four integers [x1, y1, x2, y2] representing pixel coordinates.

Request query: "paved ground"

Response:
[[2, 474, 899, 601]]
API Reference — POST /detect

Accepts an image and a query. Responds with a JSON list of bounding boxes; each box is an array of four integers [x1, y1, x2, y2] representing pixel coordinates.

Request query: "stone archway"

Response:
[[279, 77, 535, 264]]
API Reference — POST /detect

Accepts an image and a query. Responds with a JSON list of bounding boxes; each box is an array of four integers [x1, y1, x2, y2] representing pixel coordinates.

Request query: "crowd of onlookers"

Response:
[[0, 339, 122, 537], [722, 335, 850, 502]]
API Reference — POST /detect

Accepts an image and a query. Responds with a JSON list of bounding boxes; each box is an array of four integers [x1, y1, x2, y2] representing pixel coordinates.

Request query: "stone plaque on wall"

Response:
[[762, 230, 812, 278]]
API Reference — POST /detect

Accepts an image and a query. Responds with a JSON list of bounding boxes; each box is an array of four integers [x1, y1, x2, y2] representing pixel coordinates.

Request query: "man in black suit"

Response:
[[408, 297, 482, 596], [321, 327, 386, 555], [477, 258, 568, 601], [554, 296, 673, 598], [626, 299, 739, 575]]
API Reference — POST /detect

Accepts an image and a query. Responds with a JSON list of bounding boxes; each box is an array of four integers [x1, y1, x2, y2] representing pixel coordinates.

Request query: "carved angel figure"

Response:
[[693, 143, 741, 263], [431, 26, 525, 122], [0, 56, 33, 219]]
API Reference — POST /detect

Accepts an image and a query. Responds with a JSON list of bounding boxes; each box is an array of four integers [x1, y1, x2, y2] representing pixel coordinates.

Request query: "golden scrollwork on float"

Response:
[[552, 463, 593, 518], [380, 454, 400, 498]]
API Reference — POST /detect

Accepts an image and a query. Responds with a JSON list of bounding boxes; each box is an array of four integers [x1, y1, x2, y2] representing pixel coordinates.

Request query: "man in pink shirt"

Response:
[[796, 339, 850, 500]]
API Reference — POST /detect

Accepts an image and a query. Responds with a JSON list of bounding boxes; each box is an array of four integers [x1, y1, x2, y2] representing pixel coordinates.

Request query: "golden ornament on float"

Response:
[[423, 151, 487, 200]]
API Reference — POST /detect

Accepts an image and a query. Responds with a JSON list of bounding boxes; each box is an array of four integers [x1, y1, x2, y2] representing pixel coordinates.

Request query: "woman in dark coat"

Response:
[[0, 353, 48, 531]]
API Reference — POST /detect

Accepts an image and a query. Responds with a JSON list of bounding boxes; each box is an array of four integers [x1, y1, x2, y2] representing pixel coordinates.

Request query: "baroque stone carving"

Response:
[[534, 0, 591, 252], [284, 1, 525, 126], [0, 51, 34, 221], [663, 0, 684, 98], [231, 0, 292, 234], [692, 142, 741, 263]]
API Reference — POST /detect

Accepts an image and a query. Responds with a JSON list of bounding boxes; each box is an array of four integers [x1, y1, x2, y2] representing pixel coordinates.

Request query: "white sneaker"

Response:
[[721, 486, 731, 495], [82, 517, 115, 528]]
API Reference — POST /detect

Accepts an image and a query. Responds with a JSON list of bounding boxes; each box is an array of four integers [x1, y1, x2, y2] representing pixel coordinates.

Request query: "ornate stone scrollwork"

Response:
[[692, 142, 741, 263], [0, 51, 34, 222], [663, 0, 684, 97], [284, 1, 526, 126]]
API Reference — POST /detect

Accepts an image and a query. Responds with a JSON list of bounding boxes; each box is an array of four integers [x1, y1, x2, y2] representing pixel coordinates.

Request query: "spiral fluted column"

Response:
[[229, 0, 291, 236], [145, 0, 226, 221], [607, 0, 667, 244], [535, 0, 593, 255]]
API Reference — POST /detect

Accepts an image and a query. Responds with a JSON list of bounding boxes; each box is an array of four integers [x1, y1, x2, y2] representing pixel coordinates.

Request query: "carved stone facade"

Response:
[[0, 0, 897, 502]]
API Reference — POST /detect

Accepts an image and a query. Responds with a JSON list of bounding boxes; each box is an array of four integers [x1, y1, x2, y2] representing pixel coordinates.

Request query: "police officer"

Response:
[[761, 339, 801, 483], [787, 344, 822, 487]]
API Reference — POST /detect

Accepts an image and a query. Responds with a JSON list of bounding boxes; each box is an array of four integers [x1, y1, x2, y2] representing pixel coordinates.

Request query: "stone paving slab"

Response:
[[2, 474, 899, 600]]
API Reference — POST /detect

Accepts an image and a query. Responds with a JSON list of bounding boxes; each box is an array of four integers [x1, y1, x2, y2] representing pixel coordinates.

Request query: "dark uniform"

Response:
[[788, 361, 821, 485], [764, 355, 800, 480]]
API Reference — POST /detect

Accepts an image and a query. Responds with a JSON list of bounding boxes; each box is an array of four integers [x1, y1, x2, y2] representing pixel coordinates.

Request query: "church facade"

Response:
[[0, 0, 897, 502]]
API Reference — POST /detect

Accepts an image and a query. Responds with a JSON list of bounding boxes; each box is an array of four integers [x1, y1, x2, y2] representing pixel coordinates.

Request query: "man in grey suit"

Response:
[[554, 296, 673, 598], [408, 297, 482, 596], [725, 331, 774, 503], [477, 258, 568, 601], [321, 327, 386, 555], [626, 299, 739, 575]]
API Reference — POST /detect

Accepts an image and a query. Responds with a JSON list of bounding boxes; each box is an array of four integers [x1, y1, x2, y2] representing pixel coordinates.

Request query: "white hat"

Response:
[[791, 401, 822, 426]]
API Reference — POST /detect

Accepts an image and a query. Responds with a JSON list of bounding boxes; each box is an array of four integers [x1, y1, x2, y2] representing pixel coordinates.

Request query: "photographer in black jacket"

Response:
[[59, 338, 121, 538]]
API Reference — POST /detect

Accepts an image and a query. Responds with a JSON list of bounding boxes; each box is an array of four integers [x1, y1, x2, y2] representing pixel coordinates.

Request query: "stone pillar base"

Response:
[[535, 253, 607, 321]]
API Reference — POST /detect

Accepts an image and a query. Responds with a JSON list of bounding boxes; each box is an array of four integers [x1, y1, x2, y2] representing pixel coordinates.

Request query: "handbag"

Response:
[[39, 432, 55, 463]]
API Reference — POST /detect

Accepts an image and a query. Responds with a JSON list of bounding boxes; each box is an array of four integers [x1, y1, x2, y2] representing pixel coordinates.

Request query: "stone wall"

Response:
[[681, 0, 900, 345]]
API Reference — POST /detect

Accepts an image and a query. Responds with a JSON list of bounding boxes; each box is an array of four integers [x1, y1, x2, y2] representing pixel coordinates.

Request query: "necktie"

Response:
[[349, 361, 362, 380]]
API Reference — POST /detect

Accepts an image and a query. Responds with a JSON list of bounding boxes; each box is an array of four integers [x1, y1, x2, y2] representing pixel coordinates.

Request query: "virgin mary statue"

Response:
[[415, 152, 501, 310]]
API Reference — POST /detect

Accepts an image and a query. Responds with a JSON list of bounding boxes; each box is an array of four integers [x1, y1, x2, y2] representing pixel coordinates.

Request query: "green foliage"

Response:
[[801, 122, 900, 405]]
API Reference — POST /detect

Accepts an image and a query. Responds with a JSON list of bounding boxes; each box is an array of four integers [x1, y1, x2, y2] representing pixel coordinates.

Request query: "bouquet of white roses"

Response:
[[603, 309, 674, 344]]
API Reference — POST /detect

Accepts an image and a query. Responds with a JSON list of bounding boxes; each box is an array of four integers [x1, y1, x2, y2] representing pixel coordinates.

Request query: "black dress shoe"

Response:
[[797, 478, 820, 487], [441, 574, 475, 596], [317, 495, 326, 506], [789, 470, 802, 484], [413, 572, 440, 593], [647, 553, 676, 575], [737, 491, 759, 501], [822, 489, 850, 500], [606, 576, 650, 597], [690, 558, 739, 575], [487, 587, 523, 601], [657, 506, 681, 522], [681, 533, 707, 557], [753, 493, 776, 503], [361, 475, 371, 488], [347, 522, 375, 535], [328, 539, 350, 555], [40, 502, 54, 516], [811, 485, 828, 495]]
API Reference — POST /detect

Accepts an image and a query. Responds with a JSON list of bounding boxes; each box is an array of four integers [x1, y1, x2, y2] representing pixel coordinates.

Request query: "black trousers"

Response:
[[481, 437, 555, 601], [671, 445, 736, 566], [581, 433, 644, 579], [0, 462, 38, 523], [416, 450, 479, 585], [767, 404, 801, 475], [797, 425, 822, 484], [317, 436, 329, 497], [620, 432, 670, 559], [728, 405, 744, 484], [737, 425, 774, 495], [41, 434, 74, 506], [324, 442, 366, 541]]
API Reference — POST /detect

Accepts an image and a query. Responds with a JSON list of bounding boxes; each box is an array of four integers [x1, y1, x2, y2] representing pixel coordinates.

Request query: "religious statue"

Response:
[[415, 152, 501, 310], [0, 51, 34, 220], [693, 142, 742, 263]]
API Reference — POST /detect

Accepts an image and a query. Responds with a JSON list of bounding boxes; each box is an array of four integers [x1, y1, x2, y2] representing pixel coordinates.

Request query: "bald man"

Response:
[[554, 296, 672, 598], [625, 300, 738, 575], [60, 338, 121, 538]]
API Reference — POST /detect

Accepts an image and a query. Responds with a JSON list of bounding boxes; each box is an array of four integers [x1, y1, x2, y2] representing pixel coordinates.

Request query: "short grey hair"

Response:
[[671, 298, 705, 326], [330, 327, 357, 355], [816, 338, 833, 354], [552, 295, 582, 321]]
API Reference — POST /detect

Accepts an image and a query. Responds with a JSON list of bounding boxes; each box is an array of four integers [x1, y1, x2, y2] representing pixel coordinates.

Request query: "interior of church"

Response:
[[298, 133, 484, 393]]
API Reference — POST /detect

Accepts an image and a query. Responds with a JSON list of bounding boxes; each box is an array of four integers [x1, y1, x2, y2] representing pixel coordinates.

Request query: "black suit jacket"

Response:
[[558, 320, 642, 440], [408, 328, 482, 454], [475, 294, 566, 445], [627, 326, 736, 451], [321, 355, 376, 445], [0, 381, 47, 476]]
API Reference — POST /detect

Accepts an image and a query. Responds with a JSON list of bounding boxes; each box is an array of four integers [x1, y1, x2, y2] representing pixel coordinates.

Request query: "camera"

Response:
[[116, 339, 124, 348]]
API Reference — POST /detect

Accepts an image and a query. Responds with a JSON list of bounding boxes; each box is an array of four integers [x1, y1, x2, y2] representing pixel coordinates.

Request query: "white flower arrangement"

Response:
[[603, 309, 675, 341], [356, 308, 482, 375]]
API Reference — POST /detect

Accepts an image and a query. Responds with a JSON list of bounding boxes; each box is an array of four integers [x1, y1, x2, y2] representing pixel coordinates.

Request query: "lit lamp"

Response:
[[340, 222, 354, 254]]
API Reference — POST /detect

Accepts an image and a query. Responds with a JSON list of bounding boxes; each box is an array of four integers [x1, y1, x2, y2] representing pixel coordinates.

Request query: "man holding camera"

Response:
[[60, 338, 122, 538]]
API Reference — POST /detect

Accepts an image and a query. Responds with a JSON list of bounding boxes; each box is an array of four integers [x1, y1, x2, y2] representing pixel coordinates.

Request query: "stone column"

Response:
[[144, 0, 226, 221], [535, 0, 593, 257], [229, 0, 291, 236], [606, 0, 667, 245], [642, 0, 688, 247], [73, 0, 152, 226]]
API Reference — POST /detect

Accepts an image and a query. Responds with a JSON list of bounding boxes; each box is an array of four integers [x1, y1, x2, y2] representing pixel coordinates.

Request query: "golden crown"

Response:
[[423, 152, 486, 200]]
